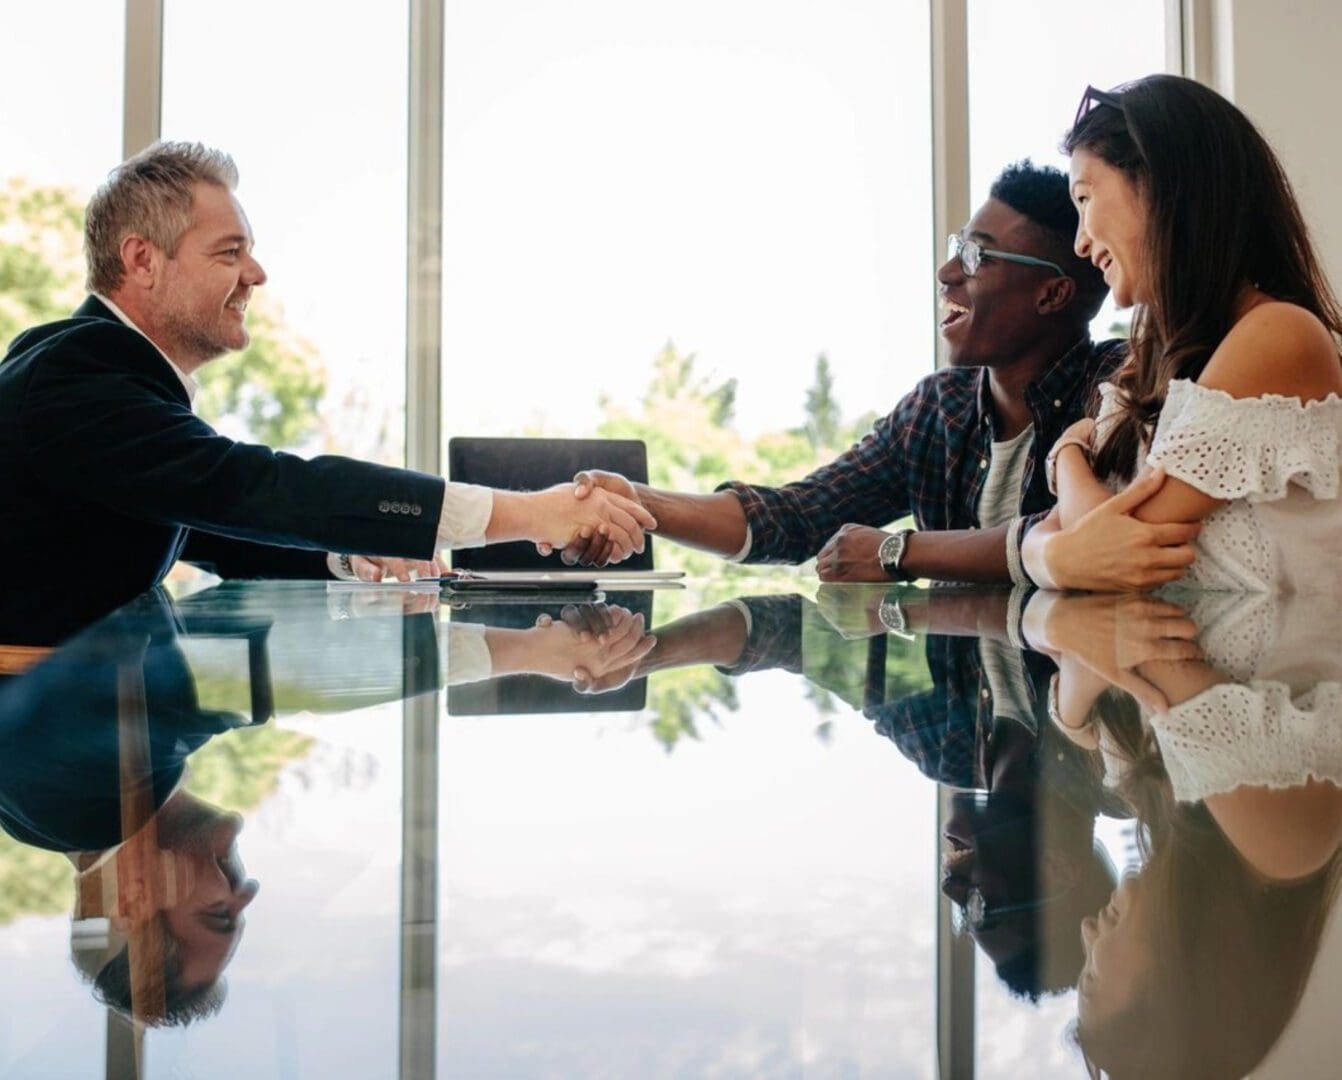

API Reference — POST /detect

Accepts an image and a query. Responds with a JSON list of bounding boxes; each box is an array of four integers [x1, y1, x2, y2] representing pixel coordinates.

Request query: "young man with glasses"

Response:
[[555, 160, 1198, 587]]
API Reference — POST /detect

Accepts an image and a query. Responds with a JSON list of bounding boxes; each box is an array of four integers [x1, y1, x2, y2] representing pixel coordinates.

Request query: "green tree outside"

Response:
[[0, 178, 327, 450]]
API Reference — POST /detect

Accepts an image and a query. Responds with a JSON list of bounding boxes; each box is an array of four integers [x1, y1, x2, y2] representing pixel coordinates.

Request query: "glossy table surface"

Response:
[[1, 575, 1339, 1079]]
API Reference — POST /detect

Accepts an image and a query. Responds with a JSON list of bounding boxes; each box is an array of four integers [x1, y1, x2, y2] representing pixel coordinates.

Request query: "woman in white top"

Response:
[[1023, 75, 1342, 593], [1024, 590, 1342, 1078]]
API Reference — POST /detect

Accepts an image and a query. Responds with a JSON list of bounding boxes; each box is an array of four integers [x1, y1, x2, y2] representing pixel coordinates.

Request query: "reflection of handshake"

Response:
[[534, 471, 646, 566], [490, 603, 657, 693]]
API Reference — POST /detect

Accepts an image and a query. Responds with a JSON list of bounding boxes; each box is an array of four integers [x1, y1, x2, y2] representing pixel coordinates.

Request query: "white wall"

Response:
[[1204, 0, 1342, 294], [1204, 10, 1342, 1073]]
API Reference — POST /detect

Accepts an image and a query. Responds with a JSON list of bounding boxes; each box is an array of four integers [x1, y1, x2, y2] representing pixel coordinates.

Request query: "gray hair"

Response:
[[85, 141, 239, 295]]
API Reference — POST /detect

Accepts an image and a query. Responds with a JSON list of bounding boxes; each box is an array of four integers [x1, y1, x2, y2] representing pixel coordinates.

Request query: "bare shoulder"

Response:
[[1201, 300, 1342, 401]]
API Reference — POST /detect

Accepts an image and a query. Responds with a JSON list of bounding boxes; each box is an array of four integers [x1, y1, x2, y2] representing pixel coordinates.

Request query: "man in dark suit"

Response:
[[0, 142, 654, 629]]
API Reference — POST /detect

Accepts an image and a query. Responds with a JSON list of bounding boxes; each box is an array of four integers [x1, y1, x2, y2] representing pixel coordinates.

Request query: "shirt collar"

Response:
[[92, 293, 199, 406], [973, 335, 1098, 427], [1027, 335, 1099, 407]]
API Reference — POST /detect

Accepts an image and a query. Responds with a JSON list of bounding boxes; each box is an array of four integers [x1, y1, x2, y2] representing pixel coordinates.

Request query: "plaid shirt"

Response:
[[718, 337, 1126, 563]]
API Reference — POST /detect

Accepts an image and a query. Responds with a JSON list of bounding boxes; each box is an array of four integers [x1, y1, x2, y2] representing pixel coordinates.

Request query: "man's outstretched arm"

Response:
[[538, 474, 748, 562], [552, 405, 915, 566]]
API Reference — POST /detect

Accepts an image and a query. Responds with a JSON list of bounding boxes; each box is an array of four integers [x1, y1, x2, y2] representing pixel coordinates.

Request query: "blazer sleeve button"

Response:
[[378, 501, 391, 513]]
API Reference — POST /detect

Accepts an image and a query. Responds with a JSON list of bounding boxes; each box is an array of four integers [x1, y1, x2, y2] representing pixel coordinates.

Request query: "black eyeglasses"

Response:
[[1073, 84, 1124, 131], [958, 884, 1076, 932], [947, 233, 1066, 278]]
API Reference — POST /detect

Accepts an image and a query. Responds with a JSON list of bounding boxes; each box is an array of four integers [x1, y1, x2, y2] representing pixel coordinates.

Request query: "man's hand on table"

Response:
[[815, 524, 892, 583], [815, 583, 895, 639], [353, 554, 444, 582], [329, 553, 445, 582]]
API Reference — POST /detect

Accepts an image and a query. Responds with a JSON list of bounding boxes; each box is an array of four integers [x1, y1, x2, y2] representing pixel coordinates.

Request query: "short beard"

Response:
[[159, 306, 241, 368]]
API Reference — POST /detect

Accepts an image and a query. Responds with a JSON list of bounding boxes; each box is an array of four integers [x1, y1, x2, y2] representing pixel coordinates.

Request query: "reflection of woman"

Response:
[[1028, 591, 1342, 1078], [1025, 75, 1342, 592]]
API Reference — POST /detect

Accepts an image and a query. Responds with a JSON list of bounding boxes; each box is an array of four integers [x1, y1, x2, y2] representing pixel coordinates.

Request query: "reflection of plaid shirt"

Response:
[[865, 636, 1054, 788], [717, 338, 1125, 564], [717, 595, 1056, 788]]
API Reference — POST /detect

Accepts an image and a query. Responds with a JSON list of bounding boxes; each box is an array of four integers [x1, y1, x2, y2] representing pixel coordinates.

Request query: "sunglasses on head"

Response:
[[1073, 84, 1124, 131]]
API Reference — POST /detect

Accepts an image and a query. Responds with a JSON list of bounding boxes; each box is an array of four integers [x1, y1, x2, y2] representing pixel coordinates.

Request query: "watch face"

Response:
[[878, 532, 905, 574]]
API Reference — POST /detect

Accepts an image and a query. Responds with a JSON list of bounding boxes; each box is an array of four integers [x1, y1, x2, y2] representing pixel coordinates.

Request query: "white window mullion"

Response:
[[122, 0, 163, 159]]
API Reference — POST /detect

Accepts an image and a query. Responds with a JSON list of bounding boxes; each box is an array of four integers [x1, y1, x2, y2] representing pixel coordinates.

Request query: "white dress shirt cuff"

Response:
[[726, 524, 754, 563], [327, 552, 359, 580], [446, 622, 493, 685], [1005, 516, 1033, 587], [722, 598, 754, 638], [437, 482, 494, 549]]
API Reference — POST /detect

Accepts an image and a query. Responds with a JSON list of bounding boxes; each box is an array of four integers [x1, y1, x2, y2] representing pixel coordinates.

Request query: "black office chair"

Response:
[[447, 436, 654, 571]]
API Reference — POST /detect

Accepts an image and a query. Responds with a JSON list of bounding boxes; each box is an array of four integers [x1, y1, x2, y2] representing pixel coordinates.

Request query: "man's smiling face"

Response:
[[155, 181, 267, 368], [936, 198, 1066, 369]]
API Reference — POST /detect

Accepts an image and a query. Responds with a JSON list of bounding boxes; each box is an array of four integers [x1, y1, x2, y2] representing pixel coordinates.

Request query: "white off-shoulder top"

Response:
[[1151, 592, 1342, 802], [1095, 379, 1342, 592]]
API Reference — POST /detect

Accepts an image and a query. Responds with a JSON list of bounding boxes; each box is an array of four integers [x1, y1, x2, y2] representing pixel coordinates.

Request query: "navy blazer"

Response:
[[0, 297, 444, 612]]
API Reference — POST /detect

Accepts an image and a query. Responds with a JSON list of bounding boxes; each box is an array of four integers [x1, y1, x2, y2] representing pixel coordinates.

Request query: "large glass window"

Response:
[[0, 8, 127, 1073], [0, 2, 124, 350], [441, 0, 932, 498], [966, 11, 1171, 1071], [161, 1, 410, 464], [968, 0, 1170, 342]]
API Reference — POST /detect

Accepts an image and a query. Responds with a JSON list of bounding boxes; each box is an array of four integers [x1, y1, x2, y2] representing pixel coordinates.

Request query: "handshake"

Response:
[[342, 471, 651, 582], [534, 470, 647, 566]]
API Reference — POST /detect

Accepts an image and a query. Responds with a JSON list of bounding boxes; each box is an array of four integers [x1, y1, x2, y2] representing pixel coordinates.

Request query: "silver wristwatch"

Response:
[[877, 595, 914, 639], [878, 528, 917, 581]]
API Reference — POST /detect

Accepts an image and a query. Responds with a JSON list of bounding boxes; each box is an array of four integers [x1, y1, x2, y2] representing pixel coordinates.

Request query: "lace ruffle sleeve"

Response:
[[1154, 680, 1342, 802], [1146, 379, 1342, 503]]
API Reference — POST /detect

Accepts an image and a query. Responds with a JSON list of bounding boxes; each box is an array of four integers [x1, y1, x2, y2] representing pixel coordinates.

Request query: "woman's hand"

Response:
[[1027, 591, 1202, 715], [1024, 468, 1201, 591]]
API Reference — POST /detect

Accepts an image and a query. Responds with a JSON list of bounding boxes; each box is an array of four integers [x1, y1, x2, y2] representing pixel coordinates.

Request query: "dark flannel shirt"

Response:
[[864, 636, 1054, 788], [717, 337, 1126, 563], [715, 594, 1056, 788]]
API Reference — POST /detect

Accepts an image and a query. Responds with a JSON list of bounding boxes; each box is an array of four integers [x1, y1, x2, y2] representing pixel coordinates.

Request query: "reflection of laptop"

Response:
[[448, 437, 658, 572], [461, 569, 683, 586]]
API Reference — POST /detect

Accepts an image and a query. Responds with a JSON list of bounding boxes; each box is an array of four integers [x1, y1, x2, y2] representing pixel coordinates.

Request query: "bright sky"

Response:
[[3, 0, 1165, 450]]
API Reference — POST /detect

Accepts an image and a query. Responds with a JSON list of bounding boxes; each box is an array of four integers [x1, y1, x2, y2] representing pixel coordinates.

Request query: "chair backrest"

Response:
[[447, 437, 653, 570]]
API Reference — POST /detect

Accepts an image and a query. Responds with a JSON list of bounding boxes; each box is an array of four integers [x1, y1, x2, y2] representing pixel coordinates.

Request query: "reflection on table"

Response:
[[0, 578, 1338, 1077]]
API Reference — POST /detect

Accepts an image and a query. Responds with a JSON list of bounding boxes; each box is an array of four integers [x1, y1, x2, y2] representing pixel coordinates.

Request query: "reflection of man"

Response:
[[553, 161, 1188, 586], [70, 789, 259, 1026], [0, 142, 652, 626], [0, 589, 260, 1025], [619, 586, 1119, 999]]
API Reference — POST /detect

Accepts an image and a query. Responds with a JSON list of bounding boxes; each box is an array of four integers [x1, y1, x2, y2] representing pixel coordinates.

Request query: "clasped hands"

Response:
[[341, 477, 655, 579], [535, 470, 646, 566], [503, 603, 657, 693]]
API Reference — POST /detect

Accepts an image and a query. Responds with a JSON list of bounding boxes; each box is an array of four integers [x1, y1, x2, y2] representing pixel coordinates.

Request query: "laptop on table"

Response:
[[447, 436, 682, 584]]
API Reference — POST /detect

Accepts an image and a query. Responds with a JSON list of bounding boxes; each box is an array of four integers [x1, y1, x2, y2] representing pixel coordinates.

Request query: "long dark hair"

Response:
[[1063, 75, 1342, 481], [1075, 694, 1342, 1079]]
